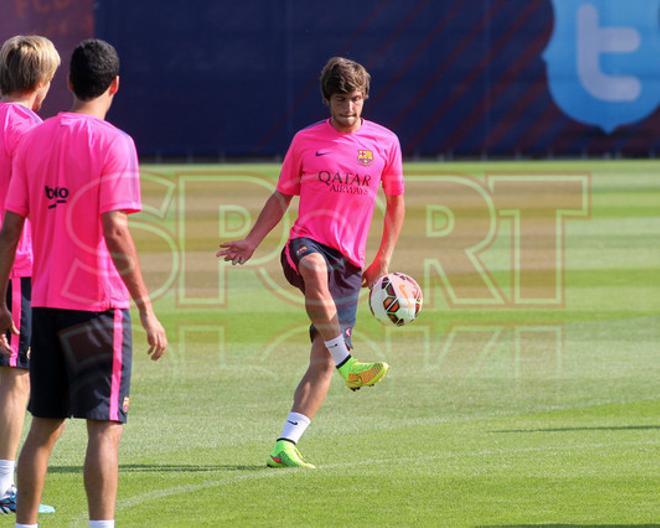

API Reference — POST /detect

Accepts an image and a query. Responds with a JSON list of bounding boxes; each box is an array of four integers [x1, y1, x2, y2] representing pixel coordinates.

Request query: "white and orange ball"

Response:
[[369, 272, 423, 326]]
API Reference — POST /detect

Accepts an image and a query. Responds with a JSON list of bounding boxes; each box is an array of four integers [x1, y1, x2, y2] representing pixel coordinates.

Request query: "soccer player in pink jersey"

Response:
[[218, 57, 405, 468], [0, 39, 167, 528], [0, 35, 60, 516]]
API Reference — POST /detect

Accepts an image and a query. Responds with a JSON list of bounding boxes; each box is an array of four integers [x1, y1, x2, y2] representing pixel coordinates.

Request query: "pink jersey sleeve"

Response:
[[5, 117, 37, 154], [381, 136, 404, 196], [1, 106, 40, 160], [99, 134, 142, 215], [5, 139, 29, 217], [276, 134, 302, 196]]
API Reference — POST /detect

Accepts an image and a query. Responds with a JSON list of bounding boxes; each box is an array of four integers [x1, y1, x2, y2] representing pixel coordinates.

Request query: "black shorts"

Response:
[[1, 277, 31, 370], [29, 308, 132, 424], [281, 237, 362, 349]]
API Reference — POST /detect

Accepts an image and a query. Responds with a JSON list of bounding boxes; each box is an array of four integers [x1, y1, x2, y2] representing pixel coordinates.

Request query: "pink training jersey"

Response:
[[5, 112, 141, 311], [0, 103, 42, 278], [277, 118, 404, 268]]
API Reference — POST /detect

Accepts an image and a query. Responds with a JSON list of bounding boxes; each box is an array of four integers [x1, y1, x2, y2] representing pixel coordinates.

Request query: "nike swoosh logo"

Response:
[[287, 420, 299, 426], [315, 151, 329, 156]]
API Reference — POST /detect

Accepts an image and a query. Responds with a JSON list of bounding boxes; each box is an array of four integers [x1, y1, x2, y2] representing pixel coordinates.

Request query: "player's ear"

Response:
[[109, 75, 120, 96]]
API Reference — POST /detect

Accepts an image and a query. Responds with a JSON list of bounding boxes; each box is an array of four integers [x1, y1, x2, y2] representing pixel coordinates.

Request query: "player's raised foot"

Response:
[[0, 485, 56, 515], [337, 356, 390, 391], [267, 439, 316, 469]]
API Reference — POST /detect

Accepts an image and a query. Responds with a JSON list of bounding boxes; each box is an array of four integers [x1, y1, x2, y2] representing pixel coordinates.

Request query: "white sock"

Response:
[[277, 412, 311, 444], [16, 524, 38, 528], [0, 459, 15, 495], [324, 335, 350, 366], [89, 521, 114, 528]]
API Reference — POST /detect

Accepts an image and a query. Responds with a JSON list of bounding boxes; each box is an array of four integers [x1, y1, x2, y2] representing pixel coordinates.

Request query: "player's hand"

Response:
[[216, 239, 256, 265], [362, 258, 389, 289], [0, 305, 18, 356], [139, 310, 167, 361]]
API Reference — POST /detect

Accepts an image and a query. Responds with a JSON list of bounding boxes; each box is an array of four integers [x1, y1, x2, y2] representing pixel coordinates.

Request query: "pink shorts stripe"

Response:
[[284, 241, 298, 274], [9, 279, 21, 367], [109, 309, 124, 421]]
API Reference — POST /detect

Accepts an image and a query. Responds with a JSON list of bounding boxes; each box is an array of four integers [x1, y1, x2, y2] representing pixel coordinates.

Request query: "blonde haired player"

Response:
[[0, 35, 60, 515]]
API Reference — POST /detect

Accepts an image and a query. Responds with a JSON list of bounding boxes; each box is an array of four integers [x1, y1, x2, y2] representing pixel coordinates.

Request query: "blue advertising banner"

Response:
[[3, 1, 658, 157]]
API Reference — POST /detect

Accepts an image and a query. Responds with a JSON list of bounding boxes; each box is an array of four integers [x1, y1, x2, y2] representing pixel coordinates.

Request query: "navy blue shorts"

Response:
[[1, 277, 31, 370], [281, 237, 362, 349], [29, 308, 132, 424]]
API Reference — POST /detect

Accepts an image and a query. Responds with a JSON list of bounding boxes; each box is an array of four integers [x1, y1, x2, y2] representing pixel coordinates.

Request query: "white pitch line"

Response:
[[64, 438, 658, 526]]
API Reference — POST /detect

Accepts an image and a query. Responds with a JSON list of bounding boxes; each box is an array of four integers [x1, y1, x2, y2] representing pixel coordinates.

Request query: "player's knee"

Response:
[[298, 253, 328, 286], [0, 367, 30, 397], [87, 420, 123, 445], [14, 370, 29, 395], [28, 418, 66, 445]]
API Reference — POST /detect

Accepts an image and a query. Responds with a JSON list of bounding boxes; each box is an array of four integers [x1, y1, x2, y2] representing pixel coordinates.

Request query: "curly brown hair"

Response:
[[319, 57, 371, 101]]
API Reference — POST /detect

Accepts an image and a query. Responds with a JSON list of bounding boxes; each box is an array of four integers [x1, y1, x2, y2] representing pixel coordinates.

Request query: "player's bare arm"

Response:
[[102, 210, 167, 360], [0, 212, 25, 352], [362, 193, 405, 288], [217, 190, 293, 265]]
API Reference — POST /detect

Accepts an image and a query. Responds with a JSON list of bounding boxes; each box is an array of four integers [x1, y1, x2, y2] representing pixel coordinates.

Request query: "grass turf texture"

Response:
[[3, 160, 659, 527]]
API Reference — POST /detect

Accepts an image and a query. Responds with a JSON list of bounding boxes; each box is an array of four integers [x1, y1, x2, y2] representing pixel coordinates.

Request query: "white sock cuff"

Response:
[[89, 521, 115, 528], [16, 524, 38, 528], [278, 412, 312, 444], [324, 335, 344, 348], [0, 459, 15, 496], [324, 335, 350, 365], [288, 412, 310, 426]]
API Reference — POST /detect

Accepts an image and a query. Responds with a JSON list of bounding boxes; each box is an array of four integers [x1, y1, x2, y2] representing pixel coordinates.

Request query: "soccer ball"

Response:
[[369, 272, 423, 326]]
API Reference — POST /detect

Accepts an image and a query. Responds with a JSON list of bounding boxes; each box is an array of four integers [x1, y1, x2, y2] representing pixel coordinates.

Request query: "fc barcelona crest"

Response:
[[357, 149, 374, 166]]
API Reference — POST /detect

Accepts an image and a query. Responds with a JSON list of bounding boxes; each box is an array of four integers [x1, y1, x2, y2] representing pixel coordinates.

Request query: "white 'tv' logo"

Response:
[[577, 4, 641, 102]]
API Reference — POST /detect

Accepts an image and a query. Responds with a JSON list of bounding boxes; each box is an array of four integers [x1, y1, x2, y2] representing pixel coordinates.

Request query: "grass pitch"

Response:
[[3, 160, 658, 527]]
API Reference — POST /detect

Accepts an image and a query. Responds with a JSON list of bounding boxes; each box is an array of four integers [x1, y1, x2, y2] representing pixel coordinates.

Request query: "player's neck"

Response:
[[329, 117, 363, 134], [70, 97, 110, 120], [0, 93, 38, 111]]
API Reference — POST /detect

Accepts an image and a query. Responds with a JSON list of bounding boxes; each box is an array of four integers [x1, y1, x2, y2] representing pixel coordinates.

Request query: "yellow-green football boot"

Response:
[[267, 439, 316, 469], [337, 356, 390, 391]]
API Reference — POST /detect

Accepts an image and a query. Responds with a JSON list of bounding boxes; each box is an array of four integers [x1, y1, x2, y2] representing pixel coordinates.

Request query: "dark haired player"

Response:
[[0, 39, 167, 528], [219, 57, 405, 468]]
